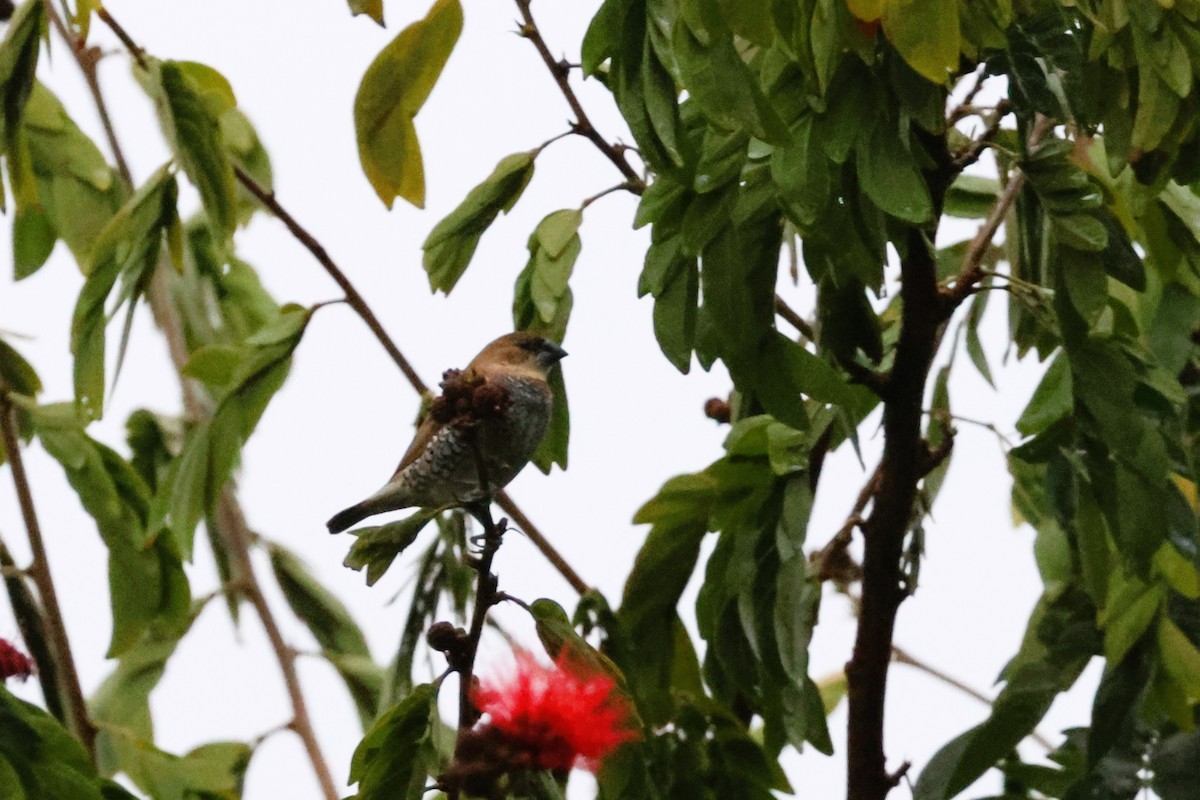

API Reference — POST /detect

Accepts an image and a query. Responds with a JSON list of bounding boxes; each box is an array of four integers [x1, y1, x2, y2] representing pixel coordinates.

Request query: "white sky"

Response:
[[0, 2, 1099, 798]]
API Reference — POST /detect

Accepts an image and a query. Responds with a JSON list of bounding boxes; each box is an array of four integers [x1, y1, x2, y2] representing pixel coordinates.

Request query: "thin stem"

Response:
[[774, 294, 816, 342], [513, 0, 645, 192], [581, 181, 636, 209], [43, 2, 134, 185], [891, 645, 1052, 750], [0, 397, 96, 759], [215, 497, 340, 800], [496, 491, 589, 595]]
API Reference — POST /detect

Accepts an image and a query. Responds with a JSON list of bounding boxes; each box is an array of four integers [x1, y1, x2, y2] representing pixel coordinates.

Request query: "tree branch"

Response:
[[773, 294, 816, 342], [513, 0, 645, 193], [0, 396, 95, 759]]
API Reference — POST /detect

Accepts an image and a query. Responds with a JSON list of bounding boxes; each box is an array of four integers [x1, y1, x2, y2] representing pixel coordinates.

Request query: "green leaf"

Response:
[[13, 204, 55, 278], [1100, 572, 1163, 664], [1152, 729, 1200, 800], [343, 509, 440, 586], [513, 208, 582, 345], [531, 367, 569, 473], [0, 0, 44, 208], [71, 164, 178, 421], [882, 0, 960, 84], [670, 10, 786, 144], [943, 174, 999, 219], [0, 337, 41, 397], [34, 406, 191, 657], [651, 255, 699, 373], [530, 599, 624, 681], [423, 150, 535, 293], [156, 305, 311, 557], [354, 0, 463, 208], [350, 684, 436, 800], [1016, 353, 1073, 436], [914, 587, 1098, 800], [21, 82, 125, 270], [857, 119, 932, 224], [151, 60, 238, 240], [0, 686, 107, 800], [348, 0, 384, 26], [269, 543, 382, 728]]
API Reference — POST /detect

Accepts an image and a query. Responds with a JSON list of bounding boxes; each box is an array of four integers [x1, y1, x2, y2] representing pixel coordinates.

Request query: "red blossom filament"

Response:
[[0, 638, 33, 683], [472, 652, 635, 772]]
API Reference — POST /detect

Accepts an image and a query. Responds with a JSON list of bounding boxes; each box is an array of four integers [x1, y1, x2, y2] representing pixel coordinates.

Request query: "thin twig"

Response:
[[0, 397, 96, 759], [891, 645, 1053, 750], [951, 99, 1012, 171], [497, 491, 589, 594], [946, 66, 987, 125], [215, 497, 340, 800], [774, 294, 816, 341], [43, 3, 134, 185], [513, 0, 645, 193], [581, 181, 637, 209], [941, 115, 1053, 316]]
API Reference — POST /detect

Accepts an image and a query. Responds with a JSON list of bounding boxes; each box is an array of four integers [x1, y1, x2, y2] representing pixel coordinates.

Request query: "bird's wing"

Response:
[[390, 413, 442, 478]]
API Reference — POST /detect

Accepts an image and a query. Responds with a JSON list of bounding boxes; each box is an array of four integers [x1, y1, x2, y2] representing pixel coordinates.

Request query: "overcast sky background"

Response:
[[0, 2, 1099, 798]]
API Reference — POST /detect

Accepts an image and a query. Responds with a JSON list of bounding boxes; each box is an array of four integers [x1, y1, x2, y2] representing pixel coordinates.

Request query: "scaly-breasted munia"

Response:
[[326, 332, 567, 533]]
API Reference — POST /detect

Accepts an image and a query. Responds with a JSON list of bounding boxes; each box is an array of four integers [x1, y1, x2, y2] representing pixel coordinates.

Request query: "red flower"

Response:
[[472, 652, 635, 771], [0, 638, 33, 682]]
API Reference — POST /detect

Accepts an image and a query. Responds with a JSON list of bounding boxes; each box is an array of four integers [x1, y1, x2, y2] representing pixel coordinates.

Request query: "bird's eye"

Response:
[[517, 338, 542, 353]]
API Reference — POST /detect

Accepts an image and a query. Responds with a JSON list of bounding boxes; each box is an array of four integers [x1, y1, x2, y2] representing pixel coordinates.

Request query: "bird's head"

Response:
[[468, 332, 568, 380]]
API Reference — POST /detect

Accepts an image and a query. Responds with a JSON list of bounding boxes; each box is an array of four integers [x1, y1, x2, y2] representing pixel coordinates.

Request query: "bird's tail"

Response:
[[327, 501, 374, 534]]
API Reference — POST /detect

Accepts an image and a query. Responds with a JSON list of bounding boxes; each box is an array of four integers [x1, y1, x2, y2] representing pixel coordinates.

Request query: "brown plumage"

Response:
[[326, 332, 566, 533]]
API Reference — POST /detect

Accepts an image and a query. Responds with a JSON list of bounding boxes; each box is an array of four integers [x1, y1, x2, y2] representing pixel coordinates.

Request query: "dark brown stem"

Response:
[[497, 491, 589, 595], [773, 294, 816, 342], [232, 166, 428, 394], [0, 397, 96, 759], [513, 0, 645, 193], [951, 99, 1011, 170], [846, 225, 943, 800]]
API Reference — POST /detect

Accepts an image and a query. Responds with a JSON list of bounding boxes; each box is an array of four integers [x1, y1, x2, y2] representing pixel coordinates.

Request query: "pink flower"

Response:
[[472, 651, 635, 772], [0, 638, 33, 682]]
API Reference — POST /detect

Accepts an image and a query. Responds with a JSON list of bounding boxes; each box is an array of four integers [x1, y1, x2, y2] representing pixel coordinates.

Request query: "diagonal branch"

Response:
[[0, 395, 96, 759]]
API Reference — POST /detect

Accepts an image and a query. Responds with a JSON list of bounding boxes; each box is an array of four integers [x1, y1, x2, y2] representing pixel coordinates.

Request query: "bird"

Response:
[[326, 332, 567, 534]]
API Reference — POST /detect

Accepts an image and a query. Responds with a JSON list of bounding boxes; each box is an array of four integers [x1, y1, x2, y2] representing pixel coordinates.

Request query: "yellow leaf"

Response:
[[1158, 617, 1200, 697], [1172, 473, 1198, 512], [881, 0, 960, 84], [353, 0, 463, 209], [847, 0, 885, 22]]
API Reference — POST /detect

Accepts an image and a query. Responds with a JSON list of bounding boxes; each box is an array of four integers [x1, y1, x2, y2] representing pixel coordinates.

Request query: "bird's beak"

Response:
[[538, 342, 568, 367]]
